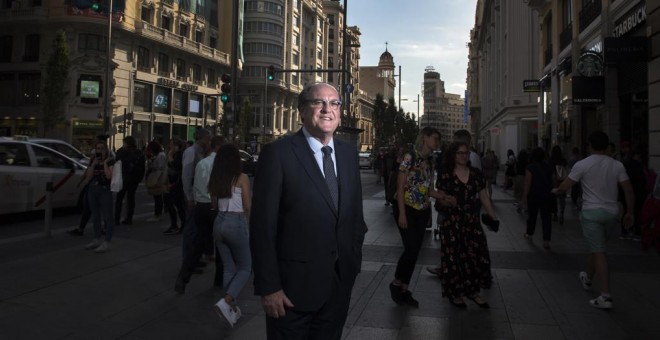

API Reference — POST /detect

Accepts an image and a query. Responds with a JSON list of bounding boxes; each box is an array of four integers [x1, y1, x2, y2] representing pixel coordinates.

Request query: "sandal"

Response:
[[449, 297, 467, 308], [468, 295, 490, 309]]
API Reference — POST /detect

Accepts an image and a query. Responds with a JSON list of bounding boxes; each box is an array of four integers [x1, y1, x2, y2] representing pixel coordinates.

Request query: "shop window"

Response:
[[154, 86, 171, 114], [206, 96, 217, 121], [173, 90, 188, 116], [0, 36, 12, 62], [23, 34, 40, 62], [133, 82, 152, 112], [189, 93, 202, 118]]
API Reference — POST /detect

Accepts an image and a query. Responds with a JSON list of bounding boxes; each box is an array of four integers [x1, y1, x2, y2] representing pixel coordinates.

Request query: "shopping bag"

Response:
[[110, 160, 123, 192]]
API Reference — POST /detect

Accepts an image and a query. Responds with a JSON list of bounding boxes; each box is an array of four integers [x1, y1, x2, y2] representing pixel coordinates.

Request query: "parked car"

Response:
[[358, 152, 373, 169], [0, 140, 87, 215], [4, 136, 90, 166], [239, 149, 258, 176]]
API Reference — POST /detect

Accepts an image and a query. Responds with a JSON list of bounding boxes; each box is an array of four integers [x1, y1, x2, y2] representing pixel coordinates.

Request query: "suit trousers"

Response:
[[114, 180, 139, 223], [265, 275, 351, 340], [393, 204, 431, 284]]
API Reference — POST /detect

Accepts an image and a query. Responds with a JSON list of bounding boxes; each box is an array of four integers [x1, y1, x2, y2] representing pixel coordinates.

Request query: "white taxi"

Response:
[[0, 140, 87, 215]]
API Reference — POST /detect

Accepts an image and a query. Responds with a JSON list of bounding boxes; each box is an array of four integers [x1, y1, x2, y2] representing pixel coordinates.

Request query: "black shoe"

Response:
[[389, 282, 402, 303], [174, 275, 186, 294], [163, 226, 180, 235], [67, 228, 84, 236], [399, 290, 419, 308]]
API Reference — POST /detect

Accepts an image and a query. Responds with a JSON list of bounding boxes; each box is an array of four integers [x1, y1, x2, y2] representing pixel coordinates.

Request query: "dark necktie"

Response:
[[321, 146, 339, 209]]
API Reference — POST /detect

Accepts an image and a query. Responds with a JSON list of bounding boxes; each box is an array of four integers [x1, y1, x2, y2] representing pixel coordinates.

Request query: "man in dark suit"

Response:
[[250, 82, 367, 339]]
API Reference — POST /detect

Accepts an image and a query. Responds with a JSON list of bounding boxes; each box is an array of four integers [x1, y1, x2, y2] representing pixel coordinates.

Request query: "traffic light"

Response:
[[267, 65, 275, 81], [220, 73, 231, 103], [91, 0, 102, 13]]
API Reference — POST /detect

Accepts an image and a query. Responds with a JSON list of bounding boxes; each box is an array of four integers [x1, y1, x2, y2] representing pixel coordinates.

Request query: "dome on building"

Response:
[[378, 45, 394, 68]]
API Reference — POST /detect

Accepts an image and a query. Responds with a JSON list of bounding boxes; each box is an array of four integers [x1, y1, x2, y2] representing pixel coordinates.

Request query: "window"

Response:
[[293, 52, 299, 65], [154, 86, 171, 114], [195, 30, 203, 43], [209, 36, 217, 49], [0, 143, 29, 167], [158, 53, 169, 76], [78, 34, 107, 53], [328, 14, 335, 25], [0, 73, 14, 106], [329, 29, 334, 40], [192, 64, 202, 84], [141, 6, 152, 23], [207, 68, 216, 86], [162, 15, 171, 31], [0, 36, 11, 62], [176, 58, 186, 79], [23, 34, 40, 62], [173, 90, 188, 116], [133, 82, 152, 112], [562, 0, 572, 28], [206, 96, 217, 121], [179, 22, 189, 38], [19, 73, 40, 105], [189, 93, 202, 117], [293, 15, 300, 27], [34, 146, 69, 169], [137, 46, 150, 71]]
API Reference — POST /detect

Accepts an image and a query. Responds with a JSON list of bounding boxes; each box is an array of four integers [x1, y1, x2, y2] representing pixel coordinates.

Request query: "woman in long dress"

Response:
[[436, 141, 498, 308]]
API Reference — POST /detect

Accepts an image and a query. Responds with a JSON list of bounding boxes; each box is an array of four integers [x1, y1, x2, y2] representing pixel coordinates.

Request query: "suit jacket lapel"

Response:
[[290, 130, 338, 216]]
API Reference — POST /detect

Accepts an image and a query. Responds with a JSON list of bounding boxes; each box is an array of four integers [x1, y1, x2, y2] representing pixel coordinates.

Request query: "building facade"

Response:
[[0, 0, 234, 152], [528, 0, 653, 166], [421, 67, 468, 146], [468, 0, 539, 160]]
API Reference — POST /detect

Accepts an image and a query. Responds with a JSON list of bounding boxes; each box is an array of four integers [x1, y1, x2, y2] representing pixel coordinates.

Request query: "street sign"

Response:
[[344, 84, 354, 94]]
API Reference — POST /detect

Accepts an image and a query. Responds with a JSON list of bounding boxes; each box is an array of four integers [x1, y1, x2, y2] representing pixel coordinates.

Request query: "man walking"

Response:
[[250, 82, 367, 339], [114, 136, 145, 225], [553, 131, 634, 309], [174, 128, 211, 293]]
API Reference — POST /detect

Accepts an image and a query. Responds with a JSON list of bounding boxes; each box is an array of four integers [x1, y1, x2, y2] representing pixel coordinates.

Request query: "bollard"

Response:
[[44, 181, 53, 238]]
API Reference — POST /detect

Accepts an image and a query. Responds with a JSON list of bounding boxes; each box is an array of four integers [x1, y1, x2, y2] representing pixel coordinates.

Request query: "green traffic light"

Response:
[[91, 3, 101, 12], [267, 74, 274, 81], [220, 93, 229, 103]]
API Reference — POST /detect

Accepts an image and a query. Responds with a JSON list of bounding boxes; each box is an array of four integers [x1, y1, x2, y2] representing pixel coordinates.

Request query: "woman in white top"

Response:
[[208, 144, 252, 327]]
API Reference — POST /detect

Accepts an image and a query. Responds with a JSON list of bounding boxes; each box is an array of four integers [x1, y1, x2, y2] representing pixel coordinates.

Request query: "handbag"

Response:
[[110, 160, 123, 193], [481, 213, 500, 232], [146, 170, 168, 195]]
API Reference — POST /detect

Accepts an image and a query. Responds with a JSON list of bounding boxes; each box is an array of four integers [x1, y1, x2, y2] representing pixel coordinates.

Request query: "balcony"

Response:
[[134, 21, 230, 66], [559, 23, 572, 51], [0, 5, 48, 22], [579, 1, 601, 32]]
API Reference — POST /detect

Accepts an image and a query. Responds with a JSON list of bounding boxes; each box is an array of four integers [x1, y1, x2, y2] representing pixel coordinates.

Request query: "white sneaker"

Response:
[[579, 272, 592, 290], [146, 215, 161, 222], [94, 241, 110, 253], [234, 305, 242, 321], [589, 295, 613, 309], [84, 239, 102, 250], [214, 299, 236, 327]]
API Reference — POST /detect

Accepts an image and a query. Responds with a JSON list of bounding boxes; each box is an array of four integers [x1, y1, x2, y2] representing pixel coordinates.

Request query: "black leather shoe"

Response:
[[389, 282, 402, 303], [399, 291, 419, 308], [174, 277, 186, 294]]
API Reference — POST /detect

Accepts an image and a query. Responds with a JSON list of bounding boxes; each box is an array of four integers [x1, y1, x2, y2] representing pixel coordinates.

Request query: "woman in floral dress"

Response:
[[436, 141, 498, 308]]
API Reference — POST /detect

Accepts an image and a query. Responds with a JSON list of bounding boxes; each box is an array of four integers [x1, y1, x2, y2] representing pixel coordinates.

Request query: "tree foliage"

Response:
[[372, 95, 419, 152], [42, 30, 70, 136]]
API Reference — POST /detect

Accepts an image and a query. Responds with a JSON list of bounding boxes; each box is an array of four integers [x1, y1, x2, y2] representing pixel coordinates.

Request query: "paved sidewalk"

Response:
[[0, 185, 659, 339]]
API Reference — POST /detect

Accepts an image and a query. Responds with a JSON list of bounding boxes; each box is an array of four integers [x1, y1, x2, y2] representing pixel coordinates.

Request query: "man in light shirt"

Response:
[[553, 131, 634, 309]]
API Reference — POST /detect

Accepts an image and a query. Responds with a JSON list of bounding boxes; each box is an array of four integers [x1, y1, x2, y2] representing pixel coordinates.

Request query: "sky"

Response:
[[347, 0, 478, 116]]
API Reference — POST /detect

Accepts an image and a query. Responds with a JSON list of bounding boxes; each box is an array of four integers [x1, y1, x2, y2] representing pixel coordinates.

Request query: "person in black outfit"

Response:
[[163, 138, 186, 235], [114, 136, 146, 225], [522, 147, 554, 249]]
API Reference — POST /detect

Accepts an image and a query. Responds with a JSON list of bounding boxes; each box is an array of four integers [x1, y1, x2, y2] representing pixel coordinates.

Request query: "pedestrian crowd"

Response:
[[63, 83, 657, 337]]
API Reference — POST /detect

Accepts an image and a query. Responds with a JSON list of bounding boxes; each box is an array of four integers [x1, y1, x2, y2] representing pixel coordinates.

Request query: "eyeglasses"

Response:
[[308, 99, 342, 109]]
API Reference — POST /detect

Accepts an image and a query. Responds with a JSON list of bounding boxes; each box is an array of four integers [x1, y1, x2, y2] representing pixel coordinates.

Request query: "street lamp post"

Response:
[[103, 0, 114, 137]]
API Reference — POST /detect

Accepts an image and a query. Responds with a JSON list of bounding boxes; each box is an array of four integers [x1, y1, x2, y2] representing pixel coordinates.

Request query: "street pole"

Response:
[[230, 0, 240, 139], [103, 0, 113, 137], [262, 73, 267, 147], [417, 93, 420, 128], [398, 65, 402, 110]]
